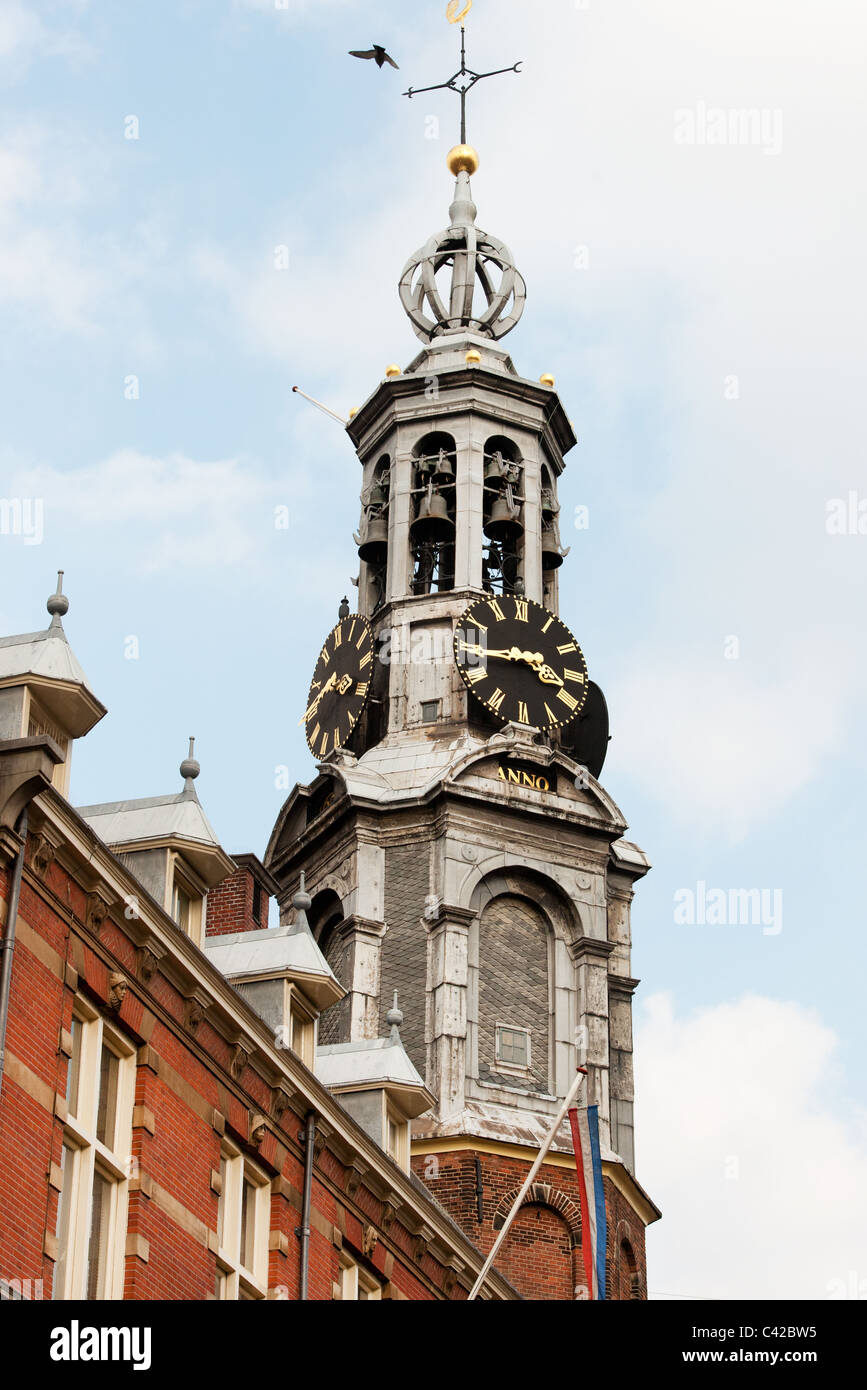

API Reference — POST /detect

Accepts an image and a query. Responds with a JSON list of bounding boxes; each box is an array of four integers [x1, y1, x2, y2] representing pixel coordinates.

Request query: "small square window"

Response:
[[496, 1025, 530, 1068], [420, 700, 440, 724]]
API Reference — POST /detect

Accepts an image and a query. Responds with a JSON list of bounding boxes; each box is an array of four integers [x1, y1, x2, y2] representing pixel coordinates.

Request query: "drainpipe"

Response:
[[297, 1111, 316, 1300], [0, 807, 28, 1104]]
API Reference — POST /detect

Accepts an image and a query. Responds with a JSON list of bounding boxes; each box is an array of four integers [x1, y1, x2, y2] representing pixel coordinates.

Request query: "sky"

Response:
[[1, 0, 865, 1299]]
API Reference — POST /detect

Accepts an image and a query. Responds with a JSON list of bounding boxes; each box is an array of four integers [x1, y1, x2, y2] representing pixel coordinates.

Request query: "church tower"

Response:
[[266, 29, 659, 1299]]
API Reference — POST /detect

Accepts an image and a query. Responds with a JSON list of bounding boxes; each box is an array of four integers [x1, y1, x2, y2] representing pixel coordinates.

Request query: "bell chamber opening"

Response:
[[410, 432, 457, 596], [482, 435, 525, 596]]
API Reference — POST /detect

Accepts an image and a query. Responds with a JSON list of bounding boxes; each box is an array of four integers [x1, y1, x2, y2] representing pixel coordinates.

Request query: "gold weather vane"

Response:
[[403, 4, 521, 146], [446, 0, 473, 22]]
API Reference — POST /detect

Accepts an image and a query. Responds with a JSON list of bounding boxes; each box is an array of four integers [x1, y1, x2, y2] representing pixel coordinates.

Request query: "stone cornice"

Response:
[[567, 934, 616, 965]]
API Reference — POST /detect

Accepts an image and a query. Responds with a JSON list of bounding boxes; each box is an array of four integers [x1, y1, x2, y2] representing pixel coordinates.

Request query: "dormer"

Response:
[[204, 877, 345, 1069], [0, 574, 106, 798], [77, 740, 234, 946], [315, 997, 434, 1172]]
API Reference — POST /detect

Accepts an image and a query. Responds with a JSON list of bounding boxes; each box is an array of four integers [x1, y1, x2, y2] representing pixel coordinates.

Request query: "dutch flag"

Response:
[[568, 1104, 607, 1300]]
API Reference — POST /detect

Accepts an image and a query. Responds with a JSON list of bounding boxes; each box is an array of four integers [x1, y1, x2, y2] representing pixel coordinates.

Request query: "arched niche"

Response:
[[465, 868, 584, 1104]]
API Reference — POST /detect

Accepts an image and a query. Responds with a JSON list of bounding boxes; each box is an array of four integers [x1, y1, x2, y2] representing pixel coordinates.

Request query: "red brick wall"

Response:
[[0, 840, 487, 1302], [206, 864, 268, 938], [412, 1149, 648, 1301]]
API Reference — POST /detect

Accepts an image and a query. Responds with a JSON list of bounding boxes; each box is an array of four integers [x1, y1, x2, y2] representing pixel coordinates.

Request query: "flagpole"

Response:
[[466, 1066, 588, 1301]]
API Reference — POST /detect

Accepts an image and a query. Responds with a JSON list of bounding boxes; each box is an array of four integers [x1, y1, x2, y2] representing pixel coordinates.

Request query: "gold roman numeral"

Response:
[[557, 688, 579, 710], [333, 626, 343, 648], [356, 629, 367, 649], [544, 703, 556, 724], [309, 723, 320, 745], [541, 616, 553, 633], [319, 733, 329, 755], [466, 666, 487, 685], [355, 682, 369, 697], [348, 620, 356, 641], [557, 641, 577, 654], [320, 647, 330, 665], [488, 688, 506, 712], [514, 599, 529, 622], [359, 650, 372, 668], [563, 669, 585, 684], [488, 600, 505, 621], [517, 701, 530, 723], [332, 728, 341, 750]]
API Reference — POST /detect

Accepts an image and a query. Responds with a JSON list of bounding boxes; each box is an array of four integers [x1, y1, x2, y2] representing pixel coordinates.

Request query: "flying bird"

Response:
[[349, 44, 399, 70]]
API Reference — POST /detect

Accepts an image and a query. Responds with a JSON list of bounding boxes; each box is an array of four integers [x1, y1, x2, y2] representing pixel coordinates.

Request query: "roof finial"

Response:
[[338, 596, 350, 620], [180, 736, 200, 792], [293, 870, 313, 915], [46, 570, 69, 624], [386, 990, 404, 1043]]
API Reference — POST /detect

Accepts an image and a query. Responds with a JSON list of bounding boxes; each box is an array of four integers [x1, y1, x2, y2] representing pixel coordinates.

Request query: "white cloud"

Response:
[[636, 993, 867, 1299], [0, 1, 92, 66], [12, 449, 278, 575]]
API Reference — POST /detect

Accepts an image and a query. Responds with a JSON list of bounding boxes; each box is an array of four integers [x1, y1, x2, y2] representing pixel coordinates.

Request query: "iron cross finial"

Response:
[[403, 10, 522, 146]]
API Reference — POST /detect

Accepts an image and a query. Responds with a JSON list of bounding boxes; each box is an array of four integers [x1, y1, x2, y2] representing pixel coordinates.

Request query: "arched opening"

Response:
[[310, 889, 349, 1045], [482, 435, 524, 596], [617, 1237, 641, 1300], [357, 454, 391, 614], [410, 432, 456, 595]]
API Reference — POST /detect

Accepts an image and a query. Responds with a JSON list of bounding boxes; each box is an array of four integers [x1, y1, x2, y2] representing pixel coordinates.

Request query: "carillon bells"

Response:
[[541, 517, 569, 569], [541, 485, 560, 519], [410, 484, 454, 544], [357, 510, 388, 562], [484, 490, 523, 542], [365, 475, 390, 509], [484, 450, 506, 483], [430, 448, 455, 484]]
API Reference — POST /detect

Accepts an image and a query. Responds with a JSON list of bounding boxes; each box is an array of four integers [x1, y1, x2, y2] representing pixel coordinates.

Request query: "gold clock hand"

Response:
[[530, 661, 564, 686], [298, 672, 337, 725]]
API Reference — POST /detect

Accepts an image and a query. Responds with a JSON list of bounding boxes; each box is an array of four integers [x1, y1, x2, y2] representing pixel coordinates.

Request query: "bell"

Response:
[[411, 491, 454, 544], [366, 477, 389, 508], [358, 513, 388, 562], [431, 448, 455, 484], [541, 518, 566, 569], [541, 486, 559, 519], [484, 495, 523, 542], [484, 450, 506, 483]]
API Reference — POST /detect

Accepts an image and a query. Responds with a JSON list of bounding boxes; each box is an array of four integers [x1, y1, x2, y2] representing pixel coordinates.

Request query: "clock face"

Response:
[[301, 615, 374, 757], [454, 595, 589, 732]]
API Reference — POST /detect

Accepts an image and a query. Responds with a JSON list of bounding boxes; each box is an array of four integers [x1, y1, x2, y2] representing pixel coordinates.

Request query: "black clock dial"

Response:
[[301, 615, 374, 757], [454, 595, 589, 732]]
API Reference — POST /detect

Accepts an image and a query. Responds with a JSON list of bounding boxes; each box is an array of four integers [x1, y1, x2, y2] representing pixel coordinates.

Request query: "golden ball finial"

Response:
[[465, 349, 482, 365], [539, 373, 555, 388], [447, 144, 479, 176], [348, 407, 358, 418], [384, 364, 401, 379]]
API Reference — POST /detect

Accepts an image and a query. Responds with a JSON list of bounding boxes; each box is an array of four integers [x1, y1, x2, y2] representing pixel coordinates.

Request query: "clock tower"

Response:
[[267, 58, 659, 1299]]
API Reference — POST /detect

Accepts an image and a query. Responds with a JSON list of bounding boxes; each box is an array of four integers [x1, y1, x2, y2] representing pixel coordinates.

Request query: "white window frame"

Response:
[[168, 853, 206, 946], [495, 1022, 532, 1074], [384, 1099, 409, 1170], [337, 1252, 381, 1301], [53, 999, 135, 1300], [215, 1142, 270, 1300], [288, 988, 316, 1068]]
